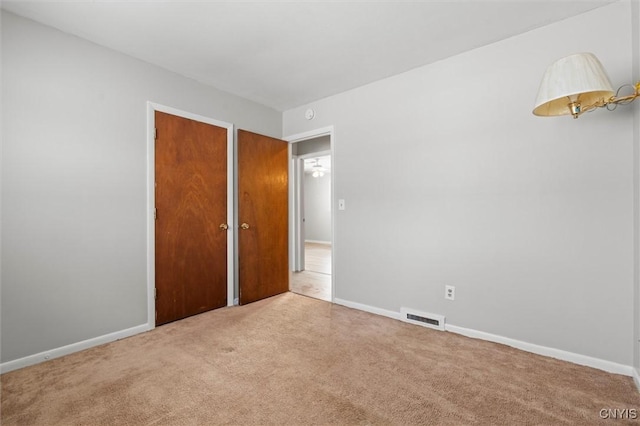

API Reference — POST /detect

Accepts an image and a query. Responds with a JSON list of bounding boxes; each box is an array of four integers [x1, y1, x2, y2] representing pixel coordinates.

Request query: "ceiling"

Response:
[[2, 1, 614, 111]]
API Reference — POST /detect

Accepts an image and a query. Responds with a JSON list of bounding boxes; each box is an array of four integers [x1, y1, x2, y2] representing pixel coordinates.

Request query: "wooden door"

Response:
[[155, 111, 228, 325], [238, 130, 289, 305]]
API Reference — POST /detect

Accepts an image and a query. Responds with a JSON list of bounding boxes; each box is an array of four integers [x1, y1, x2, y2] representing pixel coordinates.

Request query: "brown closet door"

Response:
[[238, 129, 289, 305], [155, 111, 228, 325]]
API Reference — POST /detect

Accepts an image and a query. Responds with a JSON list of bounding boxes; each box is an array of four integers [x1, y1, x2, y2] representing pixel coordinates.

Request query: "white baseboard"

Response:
[[334, 298, 402, 321], [4, 300, 635, 381], [0, 323, 151, 374], [305, 240, 331, 245], [633, 368, 640, 392], [445, 324, 633, 377], [333, 297, 634, 378]]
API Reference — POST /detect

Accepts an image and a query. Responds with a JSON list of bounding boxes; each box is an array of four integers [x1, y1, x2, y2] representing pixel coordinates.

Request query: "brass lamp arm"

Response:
[[608, 83, 640, 105], [571, 82, 640, 118]]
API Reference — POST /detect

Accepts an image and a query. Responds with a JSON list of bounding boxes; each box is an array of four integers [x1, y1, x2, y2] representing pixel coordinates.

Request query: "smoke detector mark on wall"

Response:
[[305, 109, 315, 120]]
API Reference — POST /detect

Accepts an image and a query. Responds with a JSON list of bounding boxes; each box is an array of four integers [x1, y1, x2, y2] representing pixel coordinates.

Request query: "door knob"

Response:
[[240, 223, 250, 230], [219, 223, 229, 231]]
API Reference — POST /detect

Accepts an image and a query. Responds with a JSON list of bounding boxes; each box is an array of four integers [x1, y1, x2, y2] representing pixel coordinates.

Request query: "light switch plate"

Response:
[[338, 199, 345, 210]]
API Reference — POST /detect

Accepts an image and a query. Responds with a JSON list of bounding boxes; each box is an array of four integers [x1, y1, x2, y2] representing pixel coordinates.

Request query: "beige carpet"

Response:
[[1, 292, 638, 425]]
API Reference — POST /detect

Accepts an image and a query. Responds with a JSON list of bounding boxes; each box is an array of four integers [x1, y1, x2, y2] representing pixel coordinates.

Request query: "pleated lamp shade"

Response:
[[533, 53, 614, 117]]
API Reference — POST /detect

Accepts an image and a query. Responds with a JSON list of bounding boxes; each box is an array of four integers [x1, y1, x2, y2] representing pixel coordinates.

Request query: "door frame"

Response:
[[146, 102, 235, 329], [292, 156, 304, 272], [284, 126, 335, 301], [293, 150, 331, 271]]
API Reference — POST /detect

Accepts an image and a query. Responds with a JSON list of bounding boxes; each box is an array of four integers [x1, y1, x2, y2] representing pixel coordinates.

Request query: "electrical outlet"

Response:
[[445, 285, 455, 301]]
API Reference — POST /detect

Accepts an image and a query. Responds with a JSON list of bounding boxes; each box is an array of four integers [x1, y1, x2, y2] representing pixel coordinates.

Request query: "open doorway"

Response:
[[289, 135, 333, 302]]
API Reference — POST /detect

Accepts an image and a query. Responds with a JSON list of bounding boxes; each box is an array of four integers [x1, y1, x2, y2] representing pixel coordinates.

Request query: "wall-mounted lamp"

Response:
[[533, 52, 640, 119]]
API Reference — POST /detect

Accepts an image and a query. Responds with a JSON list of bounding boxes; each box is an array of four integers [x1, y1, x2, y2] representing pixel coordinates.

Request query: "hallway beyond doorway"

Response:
[[291, 242, 331, 301]]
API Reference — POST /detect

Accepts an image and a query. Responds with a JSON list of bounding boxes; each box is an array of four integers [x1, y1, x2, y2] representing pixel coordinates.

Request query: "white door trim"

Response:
[[146, 102, 235, 330], [284, 126, 335, 301], [292, 150, 332, 271], [292, 156, 305, 272]]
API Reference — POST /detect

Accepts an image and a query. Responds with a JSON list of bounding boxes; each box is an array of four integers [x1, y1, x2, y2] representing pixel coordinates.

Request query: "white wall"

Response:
[[284, 2, 635, 366], [304, 172, 332, 243], [633, 0, 640, 375], [1, 12, 281, 364]]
